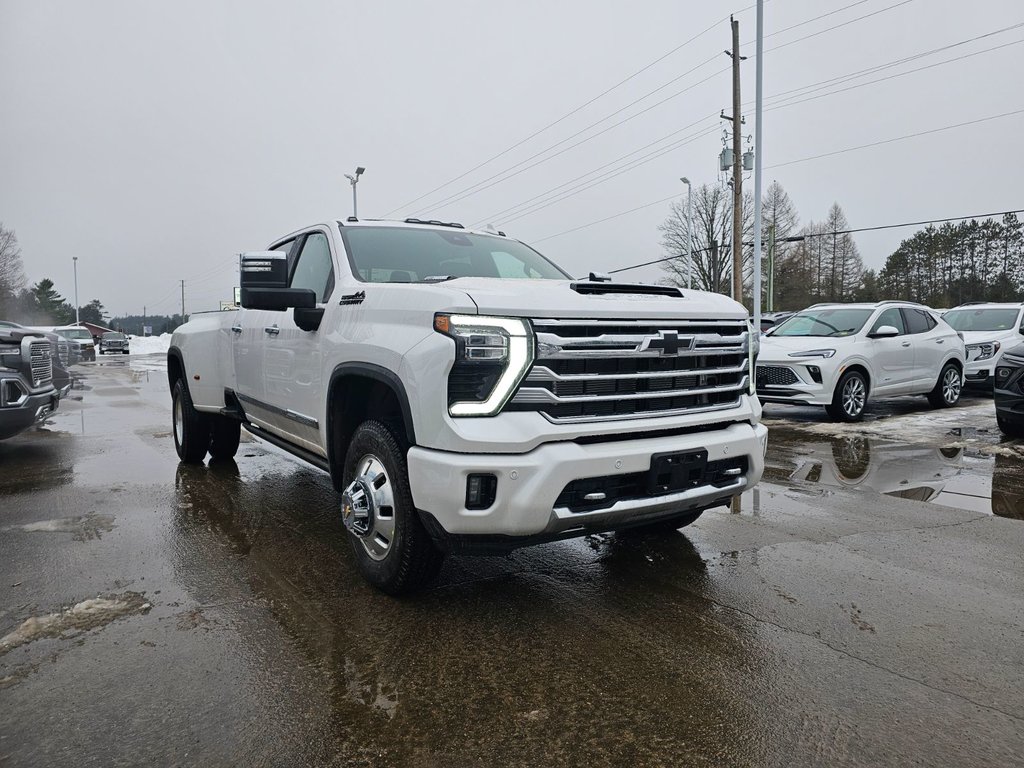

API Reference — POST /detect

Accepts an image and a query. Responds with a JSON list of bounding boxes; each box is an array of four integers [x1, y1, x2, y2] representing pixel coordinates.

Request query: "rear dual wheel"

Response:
[[171, 379, 240, 463]]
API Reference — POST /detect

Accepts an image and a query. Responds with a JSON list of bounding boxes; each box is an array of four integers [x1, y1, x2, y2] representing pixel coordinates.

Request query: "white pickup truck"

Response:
[[169, 219, 768, 593]]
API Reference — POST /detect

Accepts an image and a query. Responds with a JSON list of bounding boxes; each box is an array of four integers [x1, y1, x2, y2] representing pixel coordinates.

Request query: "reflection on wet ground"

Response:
[[1, 356, 1022, 765], [763, 398, 1024, 521]]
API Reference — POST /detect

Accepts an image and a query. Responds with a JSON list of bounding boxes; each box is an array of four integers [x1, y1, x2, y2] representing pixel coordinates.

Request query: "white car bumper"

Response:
[[755, 359, 839, 406], [407, 421, 768, 539]]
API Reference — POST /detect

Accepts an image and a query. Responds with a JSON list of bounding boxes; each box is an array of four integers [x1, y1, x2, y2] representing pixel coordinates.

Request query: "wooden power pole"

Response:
[[730, 16, 743, 305]]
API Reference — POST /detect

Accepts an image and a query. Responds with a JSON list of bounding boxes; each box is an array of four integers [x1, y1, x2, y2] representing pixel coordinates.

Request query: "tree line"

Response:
[[658, 183, 1024, 311], [658, 181, 866, 309]]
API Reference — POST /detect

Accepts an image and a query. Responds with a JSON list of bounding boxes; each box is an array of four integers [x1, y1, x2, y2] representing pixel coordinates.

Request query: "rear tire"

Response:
[[825, 370, 868, 422], [341, 420, 443, 595], [172, 379, 211, 463], [209, 416, 241, 460], [927, 363, 962, 408]]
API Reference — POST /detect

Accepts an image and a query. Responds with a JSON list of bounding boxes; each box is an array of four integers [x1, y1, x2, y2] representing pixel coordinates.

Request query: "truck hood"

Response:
[[0, 328, 46, 345], [446, 278, 747, 320]]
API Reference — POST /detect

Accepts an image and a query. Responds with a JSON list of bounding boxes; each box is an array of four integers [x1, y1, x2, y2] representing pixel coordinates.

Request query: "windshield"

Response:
[[340, 226, 570, 283], [103, 332, 126, 340], [943, 308, 1021, 332], [772, 308, 873, 338], [60, 329, 93, 340]]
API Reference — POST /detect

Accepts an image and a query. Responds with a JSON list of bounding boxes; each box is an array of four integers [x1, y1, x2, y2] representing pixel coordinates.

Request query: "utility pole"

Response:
[[767, 224, 775, 312], [752, 0, 764, 330], [73, 256, 80, 325], [180, 280, 185, 322], [729, 16, 743, 305]]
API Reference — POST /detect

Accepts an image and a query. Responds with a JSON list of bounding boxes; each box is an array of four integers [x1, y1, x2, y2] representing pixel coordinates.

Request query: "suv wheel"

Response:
[[825, 370, 868, 422], [172, 379, 211, 463], [928, 363, 962, 408], [341, 421, 443, 594]]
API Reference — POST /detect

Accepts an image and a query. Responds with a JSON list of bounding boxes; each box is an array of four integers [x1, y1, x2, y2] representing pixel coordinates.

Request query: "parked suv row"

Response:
[[756, 301, 965, 421], [941, 302, 1024, 388]]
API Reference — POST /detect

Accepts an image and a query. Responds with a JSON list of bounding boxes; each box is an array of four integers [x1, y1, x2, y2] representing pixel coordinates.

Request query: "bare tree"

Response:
[[660, 183, 752, 298], [0, 223, 27, 318]]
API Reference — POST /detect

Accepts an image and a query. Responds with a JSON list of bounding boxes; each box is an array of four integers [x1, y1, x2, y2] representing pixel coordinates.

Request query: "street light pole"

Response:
[[73, 256, 80, 325], [680, 177, 693, 289], [344, 166, 366, 218], [752, 0, 765, 331]]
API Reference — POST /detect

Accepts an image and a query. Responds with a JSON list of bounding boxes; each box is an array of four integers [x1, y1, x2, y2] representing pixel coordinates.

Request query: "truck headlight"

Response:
[[435, 314, 534, 416]]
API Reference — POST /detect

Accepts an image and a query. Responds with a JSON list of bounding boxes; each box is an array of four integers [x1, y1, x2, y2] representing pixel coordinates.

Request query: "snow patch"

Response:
[[0, 592, 151, 654], [128, 333, 172, 356]]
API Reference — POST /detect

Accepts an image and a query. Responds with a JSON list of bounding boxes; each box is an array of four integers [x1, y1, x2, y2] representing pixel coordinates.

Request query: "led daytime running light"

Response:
[[441, 314, 534, 416]]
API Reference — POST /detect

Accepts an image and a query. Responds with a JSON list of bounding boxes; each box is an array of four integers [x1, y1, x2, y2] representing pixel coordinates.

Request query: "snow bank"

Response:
[[128, 333, 173, 356]]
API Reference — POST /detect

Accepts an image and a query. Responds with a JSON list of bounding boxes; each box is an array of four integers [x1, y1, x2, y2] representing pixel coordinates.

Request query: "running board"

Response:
[[242, 423, 330, 474]]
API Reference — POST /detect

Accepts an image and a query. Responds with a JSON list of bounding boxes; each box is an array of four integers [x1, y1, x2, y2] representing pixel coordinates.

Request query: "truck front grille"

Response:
[[30, 341, 53, 387], [509, 318, 750, 423]]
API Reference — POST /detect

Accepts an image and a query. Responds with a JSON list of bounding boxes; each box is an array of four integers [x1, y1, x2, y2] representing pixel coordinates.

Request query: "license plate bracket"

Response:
[[647, 449, 708, 494]]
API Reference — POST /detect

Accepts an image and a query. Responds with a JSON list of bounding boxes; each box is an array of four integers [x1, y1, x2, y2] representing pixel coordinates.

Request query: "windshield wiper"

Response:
[[422, 275, 458, 282]]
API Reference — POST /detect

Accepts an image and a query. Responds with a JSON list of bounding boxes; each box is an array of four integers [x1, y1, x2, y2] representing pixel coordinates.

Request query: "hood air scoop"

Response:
[[570, 281, 683, 298]]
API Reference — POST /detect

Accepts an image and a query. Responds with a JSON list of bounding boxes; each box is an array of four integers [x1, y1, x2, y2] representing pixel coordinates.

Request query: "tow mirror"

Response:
[[869, 325, 900, 338], [240, 251, 288, 290]]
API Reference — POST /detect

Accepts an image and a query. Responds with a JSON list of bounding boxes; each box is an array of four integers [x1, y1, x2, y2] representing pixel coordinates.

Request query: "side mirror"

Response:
[[870, 325, 900, 338]]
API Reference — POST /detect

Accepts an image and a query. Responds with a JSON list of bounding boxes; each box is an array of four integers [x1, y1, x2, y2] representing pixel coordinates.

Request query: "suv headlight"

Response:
[[788, 349, 836, 358], [966, 341, 999, 361], [435, 314, 534, 416]]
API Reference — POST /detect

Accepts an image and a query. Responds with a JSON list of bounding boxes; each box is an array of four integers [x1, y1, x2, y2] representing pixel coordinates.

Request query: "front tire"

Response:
[[341, 421, 443, 595], [172, 379, 211, 463], [825, 370, 868, 422], [928, 363, 962, 408]]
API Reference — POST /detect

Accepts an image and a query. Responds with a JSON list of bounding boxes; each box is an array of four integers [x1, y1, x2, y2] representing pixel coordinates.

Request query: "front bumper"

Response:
[[407, 421, 768, 542], [0, 388, 59, 440], [755, 360, 836, 406]]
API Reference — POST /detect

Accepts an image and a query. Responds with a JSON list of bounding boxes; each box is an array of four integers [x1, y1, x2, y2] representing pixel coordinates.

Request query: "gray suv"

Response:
[[0, 327, 59, 440]]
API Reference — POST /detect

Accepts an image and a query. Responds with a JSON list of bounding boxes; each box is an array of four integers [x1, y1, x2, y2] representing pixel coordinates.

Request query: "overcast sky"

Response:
[[2, 0, 1022, 317]]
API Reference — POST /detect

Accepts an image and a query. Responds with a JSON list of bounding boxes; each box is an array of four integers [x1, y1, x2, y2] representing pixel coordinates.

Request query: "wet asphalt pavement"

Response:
[[1, 357, 1022, 767]]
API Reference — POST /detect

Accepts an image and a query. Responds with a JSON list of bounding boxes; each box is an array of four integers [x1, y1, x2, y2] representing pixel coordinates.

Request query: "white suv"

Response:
[[941, 303, 1024, 389], [757, 301, 965, 421]]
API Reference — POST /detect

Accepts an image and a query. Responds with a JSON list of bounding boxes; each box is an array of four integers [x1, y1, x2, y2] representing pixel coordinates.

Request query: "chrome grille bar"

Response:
[[29, 341, 53, 387], [514, 375, 749, 404]]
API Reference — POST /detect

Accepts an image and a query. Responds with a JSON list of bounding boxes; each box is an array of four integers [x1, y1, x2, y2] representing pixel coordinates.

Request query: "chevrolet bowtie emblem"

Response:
[[639, 330, 694, 355]]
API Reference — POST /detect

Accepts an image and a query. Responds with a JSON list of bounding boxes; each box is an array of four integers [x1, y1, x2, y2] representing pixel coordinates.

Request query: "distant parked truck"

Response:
[[99, 331, 130, 355]]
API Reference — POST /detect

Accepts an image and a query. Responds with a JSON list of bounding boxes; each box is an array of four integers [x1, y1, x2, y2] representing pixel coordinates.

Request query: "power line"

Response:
[[477, 26, 1023, 229], [765, 108, 1024, 169], [404, 0, 907, 217], [608, 208, 1024, 274], [380, 4, 760, 217], [757, 0, 915, 57]]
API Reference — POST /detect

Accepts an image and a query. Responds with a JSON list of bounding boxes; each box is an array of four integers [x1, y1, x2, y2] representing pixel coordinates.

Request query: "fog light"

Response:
[[466, 473, 497, 510], [996, 367, 1011, 380], [807, 365, 822, 384]]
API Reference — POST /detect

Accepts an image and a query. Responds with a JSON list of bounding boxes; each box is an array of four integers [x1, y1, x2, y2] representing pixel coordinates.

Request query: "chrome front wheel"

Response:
[[342, 454, 396, 561]]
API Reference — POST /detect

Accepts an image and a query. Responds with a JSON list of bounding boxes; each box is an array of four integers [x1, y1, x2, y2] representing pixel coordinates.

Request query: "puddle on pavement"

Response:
[[764, 430, 1024, 520], [5, 513, 116, 541]]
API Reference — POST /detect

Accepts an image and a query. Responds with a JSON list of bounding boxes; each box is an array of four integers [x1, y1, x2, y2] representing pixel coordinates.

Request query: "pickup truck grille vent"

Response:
[[509, 319, 750, 423], [30, 341, 53, 387]]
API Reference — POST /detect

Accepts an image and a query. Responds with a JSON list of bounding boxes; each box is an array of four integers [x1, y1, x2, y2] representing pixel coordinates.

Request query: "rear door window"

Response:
[[902, 308, 933, 334]]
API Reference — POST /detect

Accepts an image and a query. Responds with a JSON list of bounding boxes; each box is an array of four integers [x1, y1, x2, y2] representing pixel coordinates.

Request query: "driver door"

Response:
[[867, 307, 915, 394]]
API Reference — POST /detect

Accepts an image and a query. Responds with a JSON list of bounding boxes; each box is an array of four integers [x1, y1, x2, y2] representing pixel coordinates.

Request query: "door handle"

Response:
[[935, 339, 944, 344], [264, 326, 280, 336], [901, 342, 911, 347], [231, 326, 242, 334]]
